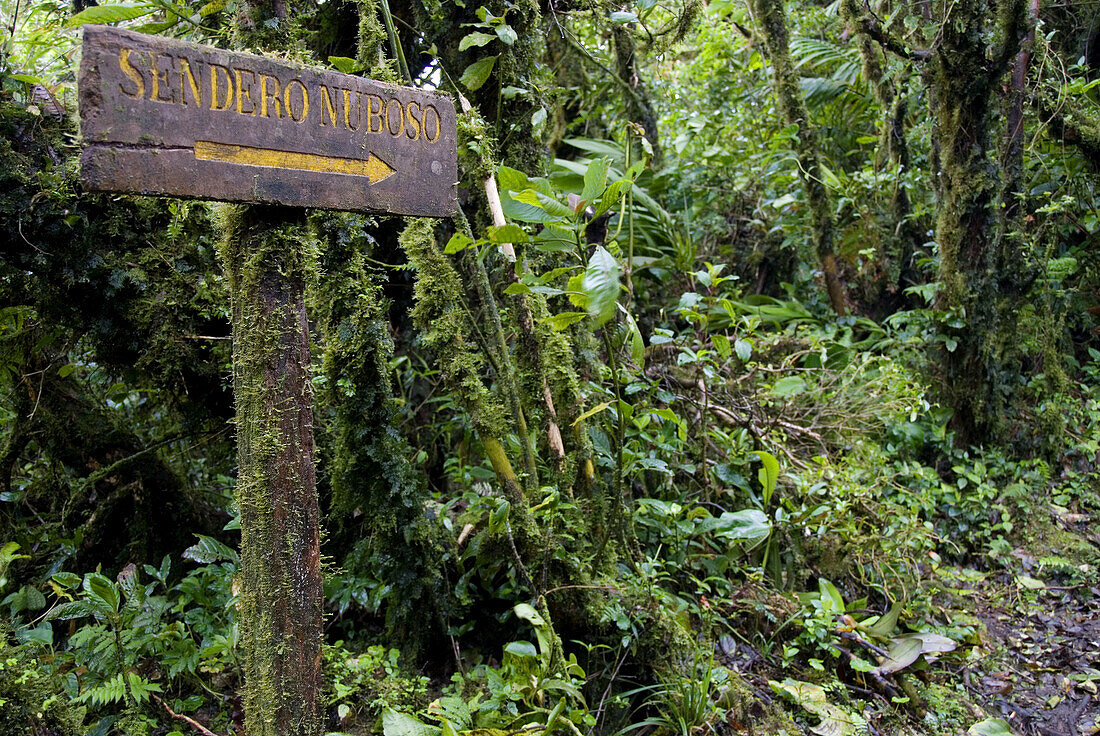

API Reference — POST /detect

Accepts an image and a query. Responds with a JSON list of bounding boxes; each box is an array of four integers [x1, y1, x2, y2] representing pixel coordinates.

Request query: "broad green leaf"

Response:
[[581, 158, 610, 203], [713, 509, 772, 549], [84, 573, 120, 616], [610, 10, 639, 22], [504, 640, 537, 657], [487, 224, 528, 244], [495, 24, 517, 45], [866, 602, 902, 637], [459, 32, 496, 51], [770, 376, 807, 397], [504, 282, 531, 295], [5, 584, 46, 613], [444, 233, 474, 254], [712, 333, 731, 359], [15, 622, 53, 647], [514, 602, 547, 626], [51, 572, 82, 589], [488, 500, 510, 532], [328, 56, 365, 74], [497, 165, 531, 192], [874, 637, 922, 675], [818, 579, 844, 613], [513, 189, 575, 219], [183, 534, 238, 564], [769, 679, 866, 736], [460, 56, 497, 92], [593, 178, 633, 217], [582, 246, 621, 326], [967, 719, 1013, 736], [45, 600, 96, 621], [67, 3, 155, 26], [539, 312, 588, 332], [382, 709, 441, 736]]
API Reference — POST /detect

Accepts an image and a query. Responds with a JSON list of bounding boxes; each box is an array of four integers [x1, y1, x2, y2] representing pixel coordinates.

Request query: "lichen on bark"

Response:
[[215, 203, 324, 736]]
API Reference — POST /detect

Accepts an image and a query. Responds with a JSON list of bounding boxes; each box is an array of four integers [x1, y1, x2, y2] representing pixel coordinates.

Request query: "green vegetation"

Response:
[[2, 0, 1100, 735]]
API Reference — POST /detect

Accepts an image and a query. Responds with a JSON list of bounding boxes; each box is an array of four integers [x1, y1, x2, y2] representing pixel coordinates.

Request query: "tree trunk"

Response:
[[217, 205, 323, 736], [928, 0, 1026, 444], [750, 0, 849, 314]]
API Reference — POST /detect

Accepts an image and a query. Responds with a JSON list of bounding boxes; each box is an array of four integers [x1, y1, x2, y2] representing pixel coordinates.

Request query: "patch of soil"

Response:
[[970, 581, 1100, 736]]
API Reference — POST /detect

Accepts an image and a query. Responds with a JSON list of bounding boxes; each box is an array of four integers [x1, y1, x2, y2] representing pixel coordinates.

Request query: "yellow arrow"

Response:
[[193, 141, 396, 183]]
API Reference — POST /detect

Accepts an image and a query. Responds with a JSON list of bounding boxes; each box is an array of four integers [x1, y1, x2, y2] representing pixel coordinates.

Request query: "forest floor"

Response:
[[940, 512, 1100, 736]]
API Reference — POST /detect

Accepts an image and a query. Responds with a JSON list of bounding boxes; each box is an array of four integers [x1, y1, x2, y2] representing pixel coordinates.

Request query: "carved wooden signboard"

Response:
[[78, 25, 458, 216]]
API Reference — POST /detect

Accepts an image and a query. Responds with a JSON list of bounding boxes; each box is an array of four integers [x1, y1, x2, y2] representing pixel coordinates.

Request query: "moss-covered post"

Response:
[[217, 205, 323, 736]]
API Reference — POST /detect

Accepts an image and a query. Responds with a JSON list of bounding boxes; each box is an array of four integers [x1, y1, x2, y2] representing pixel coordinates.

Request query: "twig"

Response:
[[152, 694, 221, 736]]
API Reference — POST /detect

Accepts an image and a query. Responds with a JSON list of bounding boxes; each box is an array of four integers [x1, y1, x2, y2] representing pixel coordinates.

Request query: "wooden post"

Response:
[[218, 205, 323, 736]]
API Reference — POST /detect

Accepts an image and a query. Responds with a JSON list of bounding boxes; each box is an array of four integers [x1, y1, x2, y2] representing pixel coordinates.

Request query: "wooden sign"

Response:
[[78, 25, 457, 216]]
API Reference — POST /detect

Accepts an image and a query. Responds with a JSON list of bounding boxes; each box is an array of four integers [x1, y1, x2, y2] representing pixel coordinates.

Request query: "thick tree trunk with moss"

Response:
[[218, 205, 323, 736], [927, 0, 1026, 443], [750, 0, 849, 314]]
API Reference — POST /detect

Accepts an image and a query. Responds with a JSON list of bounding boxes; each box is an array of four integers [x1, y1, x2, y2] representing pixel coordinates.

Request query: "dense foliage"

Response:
[[1, 0, 1099, 735]]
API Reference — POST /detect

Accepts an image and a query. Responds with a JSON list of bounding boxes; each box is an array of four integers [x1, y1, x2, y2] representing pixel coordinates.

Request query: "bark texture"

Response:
[[217, 205, 323, 736], [750, 0, 849, 314]]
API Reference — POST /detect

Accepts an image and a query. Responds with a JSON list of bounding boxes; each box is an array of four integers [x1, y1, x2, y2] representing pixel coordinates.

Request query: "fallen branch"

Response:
[[152, 694, 221, 736]]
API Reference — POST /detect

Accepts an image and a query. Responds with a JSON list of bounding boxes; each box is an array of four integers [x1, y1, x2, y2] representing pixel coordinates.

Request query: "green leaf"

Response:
[[67, 2, 155, 27], [875, 637, 922, 675], [539, 312, 588, 332], [84, 573, 120, 616], [818, 579, 844, 613], [488, 500, 510, 532], [713, 509, 772, 549], [6, 584, 46, 613], [967, 719, 1013, 736], [770, 376, 807, 397], [581, 158, 610, 203], [610, 10, 639, 22], [712, 333, 731, 359], [460, 56, 497, 92], [328, 56, 365, 74], [504, 640, 537, 657], [183, 534, 238, 564], [9, 73, 42, 85], [504, 282, 531, 295], [769, 679, 866, 736], [593, 178, 633, 217], [866, 602, 902, 637], [497, 165, 531, 193], [486, 224, 528, 244], [753, 451, 780, 505], [513, 189, 575, 219], [444, 233, 474, 254], [572, 402, 611, 426], [45, 600, 96, 621], [495, 24, 518, 45], [382, 709, 441, 736], [52, 572, 82, 589], [15, 622, 53, 647], [582, 246, 621, 326], [459, 32, 497, 51]]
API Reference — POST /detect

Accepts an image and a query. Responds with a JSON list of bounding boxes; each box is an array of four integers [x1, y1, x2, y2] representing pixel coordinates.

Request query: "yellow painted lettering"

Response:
[[118, 48, 145, 99], [151, 53, 174, 104], [342, 89, 361, 132], [284, 79, 309, 122], [385, 98, 404, 137], [234, 68, 256, 115], [319, 85, 338, 127], [178, 57, 202, 107], [259, 74, 283, 118], [404, 100, 422, 140], [209, 63, 234, 111], [365, 94, 385, 133], [423, 104, 441, 142]]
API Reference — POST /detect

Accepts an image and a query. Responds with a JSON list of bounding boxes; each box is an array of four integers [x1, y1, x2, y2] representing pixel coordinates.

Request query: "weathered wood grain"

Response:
[[79, 25, 457, 216]]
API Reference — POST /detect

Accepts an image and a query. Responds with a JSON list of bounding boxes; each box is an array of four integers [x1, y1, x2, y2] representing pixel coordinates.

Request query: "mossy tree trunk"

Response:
[[218, 205, 323, 736], [750, 0, 849, 315], [926, 0, 1027, 443]]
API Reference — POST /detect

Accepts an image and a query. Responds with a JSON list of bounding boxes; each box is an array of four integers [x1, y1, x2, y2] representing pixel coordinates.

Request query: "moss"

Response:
[[215, 204, 324, 736], [0, 632, 84, 736], [309, 212, 446, 654]]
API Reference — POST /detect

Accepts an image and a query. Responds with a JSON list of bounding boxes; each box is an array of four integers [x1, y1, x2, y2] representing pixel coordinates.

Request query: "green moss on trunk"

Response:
[[216, 204, 323, 736]]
